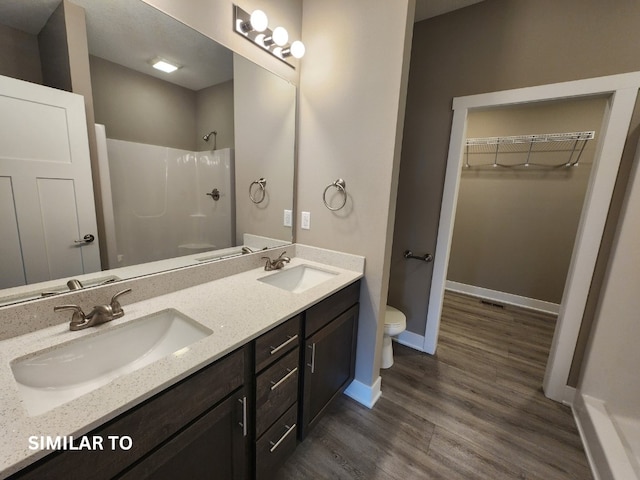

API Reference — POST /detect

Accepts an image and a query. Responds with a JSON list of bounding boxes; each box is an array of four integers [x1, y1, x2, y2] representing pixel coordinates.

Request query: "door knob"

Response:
[[74, 234, 95, 244]]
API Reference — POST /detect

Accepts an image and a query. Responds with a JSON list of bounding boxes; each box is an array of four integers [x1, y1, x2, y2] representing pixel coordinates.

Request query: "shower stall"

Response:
[[105, 138, 235, 267]]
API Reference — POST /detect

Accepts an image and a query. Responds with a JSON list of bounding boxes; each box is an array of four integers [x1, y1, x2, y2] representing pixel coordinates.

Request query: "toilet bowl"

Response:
[[382, 305, 406, 369]]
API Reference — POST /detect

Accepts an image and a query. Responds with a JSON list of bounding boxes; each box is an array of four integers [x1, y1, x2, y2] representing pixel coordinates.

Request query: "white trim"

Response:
[[343, 376, 382, 409], [424, 106, 468, 355], [562, 385, 577, 408], [445, 281, 560, 315], [395, 330, 426, 352], [424, 71, 640, 400]]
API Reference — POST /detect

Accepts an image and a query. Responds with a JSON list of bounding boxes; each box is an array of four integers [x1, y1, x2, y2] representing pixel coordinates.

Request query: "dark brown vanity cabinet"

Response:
[[253, 315, 301, 480], [11, 347, 250, 480], [300, 281, 360, 439], [11, 280, 361, 480], [252, 279, 361, 476], [119, 387, 248, 479]]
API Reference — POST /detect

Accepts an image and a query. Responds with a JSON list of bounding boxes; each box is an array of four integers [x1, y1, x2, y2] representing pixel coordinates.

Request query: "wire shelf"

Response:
[[464, 131, 595, 168]]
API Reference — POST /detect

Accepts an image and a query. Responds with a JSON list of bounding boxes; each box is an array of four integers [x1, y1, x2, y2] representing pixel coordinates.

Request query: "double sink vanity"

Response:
[[0, 245, 364, 479]]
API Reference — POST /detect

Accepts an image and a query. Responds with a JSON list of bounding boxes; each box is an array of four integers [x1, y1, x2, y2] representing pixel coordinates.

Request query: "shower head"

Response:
[[203, 131, 217, 142]]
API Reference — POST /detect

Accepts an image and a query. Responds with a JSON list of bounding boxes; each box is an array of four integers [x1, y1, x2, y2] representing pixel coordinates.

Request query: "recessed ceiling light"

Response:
[[151, 58, 180, 73]]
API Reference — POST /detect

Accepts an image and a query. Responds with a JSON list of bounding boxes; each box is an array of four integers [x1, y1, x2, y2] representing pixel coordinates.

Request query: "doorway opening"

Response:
[[424, 72, 640, 403]]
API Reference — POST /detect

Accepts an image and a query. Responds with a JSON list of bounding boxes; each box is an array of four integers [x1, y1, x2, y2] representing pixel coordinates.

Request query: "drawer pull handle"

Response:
[[269, 424, 297, 453], [270, 367, 298, 391], [238, 396, 247, 437], [269, 334, 298, 355], [307, 343, 316, 374]]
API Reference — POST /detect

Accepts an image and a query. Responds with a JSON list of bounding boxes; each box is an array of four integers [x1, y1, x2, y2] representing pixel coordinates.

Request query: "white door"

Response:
[[0, 75, 100, 289]]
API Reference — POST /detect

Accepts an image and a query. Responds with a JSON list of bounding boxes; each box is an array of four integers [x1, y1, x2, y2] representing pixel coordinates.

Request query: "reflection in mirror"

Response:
[[0, 0, 296, 306]]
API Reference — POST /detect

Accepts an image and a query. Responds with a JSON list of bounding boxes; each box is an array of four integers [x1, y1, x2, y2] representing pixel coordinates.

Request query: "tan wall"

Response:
[[0, 24, 42, 84], [389, 0, 640, 388], [296, 0, 415, 387], [449, 97, 606, 304], [234, 55, 295, 244]]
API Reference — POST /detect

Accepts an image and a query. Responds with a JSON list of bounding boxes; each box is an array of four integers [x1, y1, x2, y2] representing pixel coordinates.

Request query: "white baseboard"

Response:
[[446, 280, 561, 315], [344, 376, 382, 409], [395, 330, 426, 352]]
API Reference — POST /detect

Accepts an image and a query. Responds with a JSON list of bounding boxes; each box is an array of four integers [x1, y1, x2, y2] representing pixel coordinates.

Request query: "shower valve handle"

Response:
[[206, 189, 221, 201]]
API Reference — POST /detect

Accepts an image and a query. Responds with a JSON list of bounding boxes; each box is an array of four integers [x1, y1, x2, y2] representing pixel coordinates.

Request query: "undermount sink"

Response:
[[11, 309, 212, 416], [258, 265, 338, 293]]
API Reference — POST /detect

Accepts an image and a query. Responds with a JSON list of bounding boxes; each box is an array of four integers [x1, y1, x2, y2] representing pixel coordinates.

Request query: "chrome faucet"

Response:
[[54, 289, 132, 331], [242, 246, 268, 254], [261, 252, 291, 271]]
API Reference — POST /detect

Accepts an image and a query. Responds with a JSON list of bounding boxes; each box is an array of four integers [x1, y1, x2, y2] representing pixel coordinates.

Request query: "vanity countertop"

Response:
[[0, 246, 364, 478]]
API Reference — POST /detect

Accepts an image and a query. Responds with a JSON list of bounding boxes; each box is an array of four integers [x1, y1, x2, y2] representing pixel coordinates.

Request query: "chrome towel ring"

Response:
[[323, 178, 347, 211], [249, 177, 267, 204]]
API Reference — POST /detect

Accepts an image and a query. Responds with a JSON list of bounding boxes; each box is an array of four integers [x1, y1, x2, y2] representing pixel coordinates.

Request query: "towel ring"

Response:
[[323, 178, 347, 211], [249, 178, 267, 204]]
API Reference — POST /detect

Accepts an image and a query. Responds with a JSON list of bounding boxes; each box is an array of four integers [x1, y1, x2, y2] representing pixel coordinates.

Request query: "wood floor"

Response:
[[276, 291, 593, 479]]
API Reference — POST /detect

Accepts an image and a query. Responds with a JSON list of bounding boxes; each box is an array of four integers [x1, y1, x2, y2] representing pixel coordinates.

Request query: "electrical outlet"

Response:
[[301, 211, 311, 230], [284, 209, 292, 227]]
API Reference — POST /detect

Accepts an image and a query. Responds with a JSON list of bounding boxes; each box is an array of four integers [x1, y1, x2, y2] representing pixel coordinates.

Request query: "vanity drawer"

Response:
[[255, 403, 298, 480], [255, 347, 299, 437], [255, 314, 301, 372], [305, 280, 360, 337]]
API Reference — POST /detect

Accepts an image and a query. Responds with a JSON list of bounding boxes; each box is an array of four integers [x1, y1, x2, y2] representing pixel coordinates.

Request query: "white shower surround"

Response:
[[106, 139, 235, 268]]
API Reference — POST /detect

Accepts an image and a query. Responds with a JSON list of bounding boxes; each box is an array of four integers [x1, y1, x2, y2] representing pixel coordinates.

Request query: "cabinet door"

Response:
[[119, 389, 249, 480], [301, 304, 358, 439]]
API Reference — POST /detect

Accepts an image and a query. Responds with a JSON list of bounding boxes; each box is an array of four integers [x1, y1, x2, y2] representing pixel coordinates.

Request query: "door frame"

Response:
[[423, 72, 640, 403]]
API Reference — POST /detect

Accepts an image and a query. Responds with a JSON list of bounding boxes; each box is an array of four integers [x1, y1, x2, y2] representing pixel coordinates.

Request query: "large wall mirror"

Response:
[[0, 0, 296, 305]]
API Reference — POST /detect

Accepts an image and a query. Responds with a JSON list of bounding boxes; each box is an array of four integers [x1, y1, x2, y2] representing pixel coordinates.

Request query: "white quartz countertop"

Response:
[[0, 251, 363, 477]]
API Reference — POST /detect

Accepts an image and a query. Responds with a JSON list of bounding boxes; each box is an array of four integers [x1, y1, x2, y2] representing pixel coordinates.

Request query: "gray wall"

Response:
[[90, 56, 235, 152], [0, 24, 42, 84], [90, 55, 198, 151], [195, 80, 234, 151], [38, 2, 72, 92], [448, 97, 606, 304], [389, 0, 640, 386]]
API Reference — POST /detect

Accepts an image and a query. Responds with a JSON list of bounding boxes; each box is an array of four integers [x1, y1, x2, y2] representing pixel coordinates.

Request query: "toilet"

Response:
[[382, 305, 406, 369]]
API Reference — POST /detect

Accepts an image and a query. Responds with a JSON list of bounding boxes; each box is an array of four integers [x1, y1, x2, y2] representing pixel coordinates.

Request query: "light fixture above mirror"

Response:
[[233, 5, 304, 67]]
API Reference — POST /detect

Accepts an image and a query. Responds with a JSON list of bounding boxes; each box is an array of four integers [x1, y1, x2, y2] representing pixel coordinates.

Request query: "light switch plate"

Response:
[[284, 209, 292, 227], [301, 211, 311, 230]]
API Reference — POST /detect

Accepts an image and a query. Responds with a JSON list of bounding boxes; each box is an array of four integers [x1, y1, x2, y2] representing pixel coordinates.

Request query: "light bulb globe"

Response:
[[272, 27, 289, 47], [250, 10, 268, 32], [290, 40, 305, 59]]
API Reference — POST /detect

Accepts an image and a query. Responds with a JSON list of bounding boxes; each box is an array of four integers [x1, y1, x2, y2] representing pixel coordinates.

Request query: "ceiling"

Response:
[[414, 0, 485, 22], [0, 0, 233, 91], [0, 0, 485, 88]]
